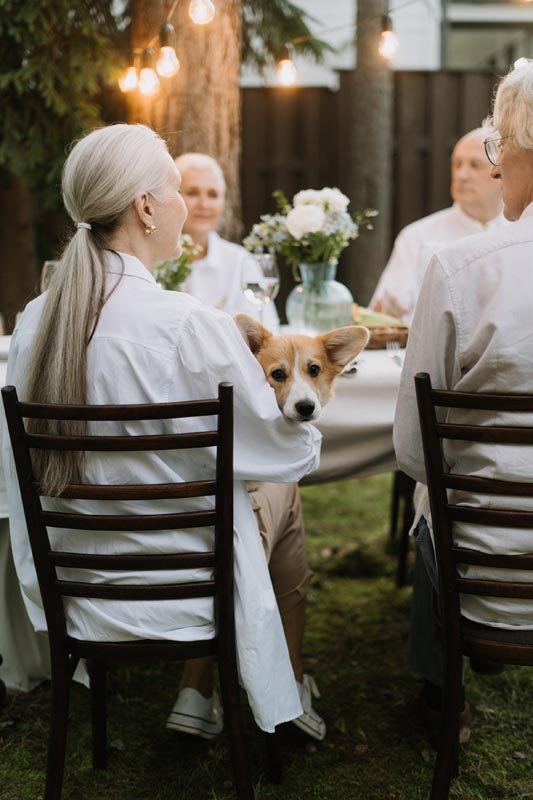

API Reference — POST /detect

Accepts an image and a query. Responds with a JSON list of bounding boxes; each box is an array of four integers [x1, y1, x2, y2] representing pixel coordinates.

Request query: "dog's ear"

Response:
[[234, 313, 273, 355], [319, 325, 370, 368]]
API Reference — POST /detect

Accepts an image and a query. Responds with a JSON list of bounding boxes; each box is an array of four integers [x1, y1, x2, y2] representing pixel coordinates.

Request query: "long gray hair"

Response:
[[24, 124, 172, 494]]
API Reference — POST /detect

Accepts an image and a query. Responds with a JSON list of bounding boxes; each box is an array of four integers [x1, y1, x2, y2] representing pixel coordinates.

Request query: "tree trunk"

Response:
[[127, 0, 243, 240], [0, 169, 39, 334], [344, 0, 393, 305]]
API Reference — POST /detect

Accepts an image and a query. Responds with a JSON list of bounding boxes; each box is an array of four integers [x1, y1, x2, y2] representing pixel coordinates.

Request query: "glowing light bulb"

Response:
[[138, 48, 160, 96], [189, 0, 215, 25], [379, 29, 399, 60], [157, 46, 180, 77], [139, 68, 160, 95], [276, 45, 298, 87], [118, 66, 138, 93], [277, 58, 298, 87]]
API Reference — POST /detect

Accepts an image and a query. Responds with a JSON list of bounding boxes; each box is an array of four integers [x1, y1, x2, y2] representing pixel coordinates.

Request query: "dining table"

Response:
[[0, 333, 403, 694]]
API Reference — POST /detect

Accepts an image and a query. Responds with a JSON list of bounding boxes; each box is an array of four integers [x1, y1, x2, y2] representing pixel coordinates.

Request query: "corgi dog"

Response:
[[235, 314, 369, 421]]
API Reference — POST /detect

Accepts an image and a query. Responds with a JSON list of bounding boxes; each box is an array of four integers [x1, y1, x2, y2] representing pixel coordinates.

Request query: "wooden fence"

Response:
[[241, 70, 498, 292]]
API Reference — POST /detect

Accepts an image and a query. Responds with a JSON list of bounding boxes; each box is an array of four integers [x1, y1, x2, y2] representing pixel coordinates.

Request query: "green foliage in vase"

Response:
[[152, 235, 203, 291]]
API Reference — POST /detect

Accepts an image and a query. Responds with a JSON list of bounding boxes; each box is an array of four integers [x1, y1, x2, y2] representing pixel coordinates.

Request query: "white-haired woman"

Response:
[[394, 61, 533, 744], [1, 124, 324, 739], [174, 152, 280, 330]]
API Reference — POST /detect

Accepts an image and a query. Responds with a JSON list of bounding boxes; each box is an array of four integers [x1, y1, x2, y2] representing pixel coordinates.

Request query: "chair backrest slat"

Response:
[[47, 480, 217, 501], [48, 551, 215, 570], [435, 423, 533, 444], [452, 547, 533, 570], [25, 431, 218, 451], [456, 578, 533, 600], [430, 388, 533, 412], [415, 372, 533, 612], [55, 580, 216, 601], [39, 509, 216, 531], [447, 506, 533, 528], [444, 474, 533, 497], [18, 398, 220, 420], [1, 383, 234, 644]]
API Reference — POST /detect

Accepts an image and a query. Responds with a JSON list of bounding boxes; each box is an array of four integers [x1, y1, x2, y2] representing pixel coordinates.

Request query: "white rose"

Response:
[[293, 189, 323, 207], [285, 204, 326, 239], [320, 187, 350, 212]]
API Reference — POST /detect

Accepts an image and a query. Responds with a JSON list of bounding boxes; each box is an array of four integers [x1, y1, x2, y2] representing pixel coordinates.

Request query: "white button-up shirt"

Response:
[[183, 231, 280, 331], [1, 252, 321, 731], [371, 203, 506, 322], [394, 203, 533, 629]]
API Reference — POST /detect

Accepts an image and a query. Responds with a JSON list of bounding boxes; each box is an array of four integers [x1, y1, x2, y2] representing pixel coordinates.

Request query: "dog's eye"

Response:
[[271, 369, 286, 382], [308, 364, 320, 378]]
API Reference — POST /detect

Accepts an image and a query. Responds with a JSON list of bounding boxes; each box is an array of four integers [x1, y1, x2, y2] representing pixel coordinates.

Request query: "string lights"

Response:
[[378, 15, 399, 60], [118, 1, 216, 96], [276, 45, 298, 87], [188, 0, 215, 25], [157, 23, 180, 77]]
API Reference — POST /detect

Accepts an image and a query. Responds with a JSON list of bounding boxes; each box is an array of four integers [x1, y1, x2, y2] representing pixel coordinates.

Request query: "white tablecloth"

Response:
[[0, 341, 51, 691], [308, 349, 400, 484], [0, 337, 401, 692]]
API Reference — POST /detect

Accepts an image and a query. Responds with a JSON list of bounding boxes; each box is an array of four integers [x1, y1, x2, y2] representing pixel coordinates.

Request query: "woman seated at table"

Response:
[[2, 124, 324, 740], [174, 152, 280, 330]]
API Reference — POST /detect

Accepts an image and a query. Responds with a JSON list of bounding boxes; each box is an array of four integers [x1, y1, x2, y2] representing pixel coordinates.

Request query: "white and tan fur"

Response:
[[235, 314, 370, 421]]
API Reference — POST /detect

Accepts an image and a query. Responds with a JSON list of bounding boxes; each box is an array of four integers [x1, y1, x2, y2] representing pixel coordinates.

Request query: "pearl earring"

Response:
[[145, 224, 156, 235]]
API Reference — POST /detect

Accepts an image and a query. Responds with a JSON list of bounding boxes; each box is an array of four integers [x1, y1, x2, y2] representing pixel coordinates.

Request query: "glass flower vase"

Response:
[[285, 262, 354, 335]]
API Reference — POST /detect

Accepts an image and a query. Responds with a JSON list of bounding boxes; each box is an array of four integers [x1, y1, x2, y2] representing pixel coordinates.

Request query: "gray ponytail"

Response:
[[24, 124, 171, 494]]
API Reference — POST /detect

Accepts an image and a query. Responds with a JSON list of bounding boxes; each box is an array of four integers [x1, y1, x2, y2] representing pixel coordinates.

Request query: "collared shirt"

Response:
[[370, 203, 507, 322], [1, 251, 321, 731], [183, 231, 280, 331], [394, 202, 533, 629]]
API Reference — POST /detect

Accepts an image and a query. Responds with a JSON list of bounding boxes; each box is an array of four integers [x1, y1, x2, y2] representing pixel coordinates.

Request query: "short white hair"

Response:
[[489, 60, 533, 149], [174, 152, 226, 194]]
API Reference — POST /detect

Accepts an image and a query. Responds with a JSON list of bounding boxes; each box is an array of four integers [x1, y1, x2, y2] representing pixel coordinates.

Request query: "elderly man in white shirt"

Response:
[[394, 61, 533, 740], [174, 152, 280, 331], [370, 128, 505, 323]]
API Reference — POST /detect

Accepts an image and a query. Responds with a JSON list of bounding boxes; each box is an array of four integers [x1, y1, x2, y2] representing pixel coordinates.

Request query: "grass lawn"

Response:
[[2, 473, 533, 799]]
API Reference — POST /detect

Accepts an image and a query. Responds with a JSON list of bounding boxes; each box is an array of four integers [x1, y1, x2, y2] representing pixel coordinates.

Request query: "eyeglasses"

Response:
[[484, 135, 513, 166]]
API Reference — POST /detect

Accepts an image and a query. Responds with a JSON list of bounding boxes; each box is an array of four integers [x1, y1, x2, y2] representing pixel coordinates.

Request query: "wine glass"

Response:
[[241, 252, 280, 325]]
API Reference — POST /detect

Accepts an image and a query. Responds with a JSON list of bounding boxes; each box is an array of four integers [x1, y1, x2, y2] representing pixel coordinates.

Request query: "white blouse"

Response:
[[1, 252, 321, 731], [183, 231, 280, 331], [370, 203, 506, 323], [394, 203, 533, 629]]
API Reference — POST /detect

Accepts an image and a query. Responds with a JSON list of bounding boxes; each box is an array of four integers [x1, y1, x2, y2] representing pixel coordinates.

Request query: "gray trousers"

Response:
[[408, 517, 464, 688]]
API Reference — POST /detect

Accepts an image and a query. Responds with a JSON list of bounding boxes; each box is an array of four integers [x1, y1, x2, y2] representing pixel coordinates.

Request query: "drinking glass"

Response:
[[241, 253, 280, 325]]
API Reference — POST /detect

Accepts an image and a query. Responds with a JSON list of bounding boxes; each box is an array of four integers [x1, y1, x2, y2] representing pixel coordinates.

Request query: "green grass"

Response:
[[2, 473, 533, 799]]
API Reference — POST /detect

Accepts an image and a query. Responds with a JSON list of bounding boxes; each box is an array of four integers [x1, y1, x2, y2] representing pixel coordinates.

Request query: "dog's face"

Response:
[[235, 314, 369, 421]]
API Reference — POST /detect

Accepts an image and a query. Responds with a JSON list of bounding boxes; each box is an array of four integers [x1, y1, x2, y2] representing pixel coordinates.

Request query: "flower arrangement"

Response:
[[152, 234, 203, 290], [243, 188, 378, 271]]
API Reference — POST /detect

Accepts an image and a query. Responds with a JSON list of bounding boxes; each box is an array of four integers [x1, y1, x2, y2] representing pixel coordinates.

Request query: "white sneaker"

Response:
[[292, 674, 326, 741], [166, 688, 223, 740]]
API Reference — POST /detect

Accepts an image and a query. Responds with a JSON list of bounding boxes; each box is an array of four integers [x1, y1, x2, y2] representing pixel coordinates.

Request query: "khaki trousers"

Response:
[[247, 482, 312, 613]]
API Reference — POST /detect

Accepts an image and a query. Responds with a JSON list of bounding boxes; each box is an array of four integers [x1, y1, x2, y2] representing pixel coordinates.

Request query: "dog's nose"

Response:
[[295, 400, 315, 419]]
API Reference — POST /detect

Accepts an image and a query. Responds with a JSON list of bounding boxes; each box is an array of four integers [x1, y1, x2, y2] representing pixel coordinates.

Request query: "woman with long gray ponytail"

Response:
[[3, 123, 323, 740]]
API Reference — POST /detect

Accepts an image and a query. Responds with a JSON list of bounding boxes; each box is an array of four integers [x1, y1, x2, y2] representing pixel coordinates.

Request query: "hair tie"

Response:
[[76, 222, 92, 231]]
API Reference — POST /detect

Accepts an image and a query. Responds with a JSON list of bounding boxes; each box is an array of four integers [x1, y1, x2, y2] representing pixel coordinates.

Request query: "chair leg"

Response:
[[430, 659, 462, 800], [217, 654, 255, 800], [389, 471, 401, 542], [265, 729, 283, 783], [44, 654, 71, 800], [89, 660, 107, 769], [395, 473, 416, 588]]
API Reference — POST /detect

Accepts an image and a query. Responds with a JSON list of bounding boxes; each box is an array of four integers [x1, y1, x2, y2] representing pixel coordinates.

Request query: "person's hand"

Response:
[[372, 292, 410, 322]]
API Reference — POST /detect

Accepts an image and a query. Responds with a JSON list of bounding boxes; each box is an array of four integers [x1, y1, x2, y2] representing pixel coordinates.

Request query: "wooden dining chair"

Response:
[[389, 470, 416, 587], [1, 382, 255, 800], [415, 372, 533, 800]]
